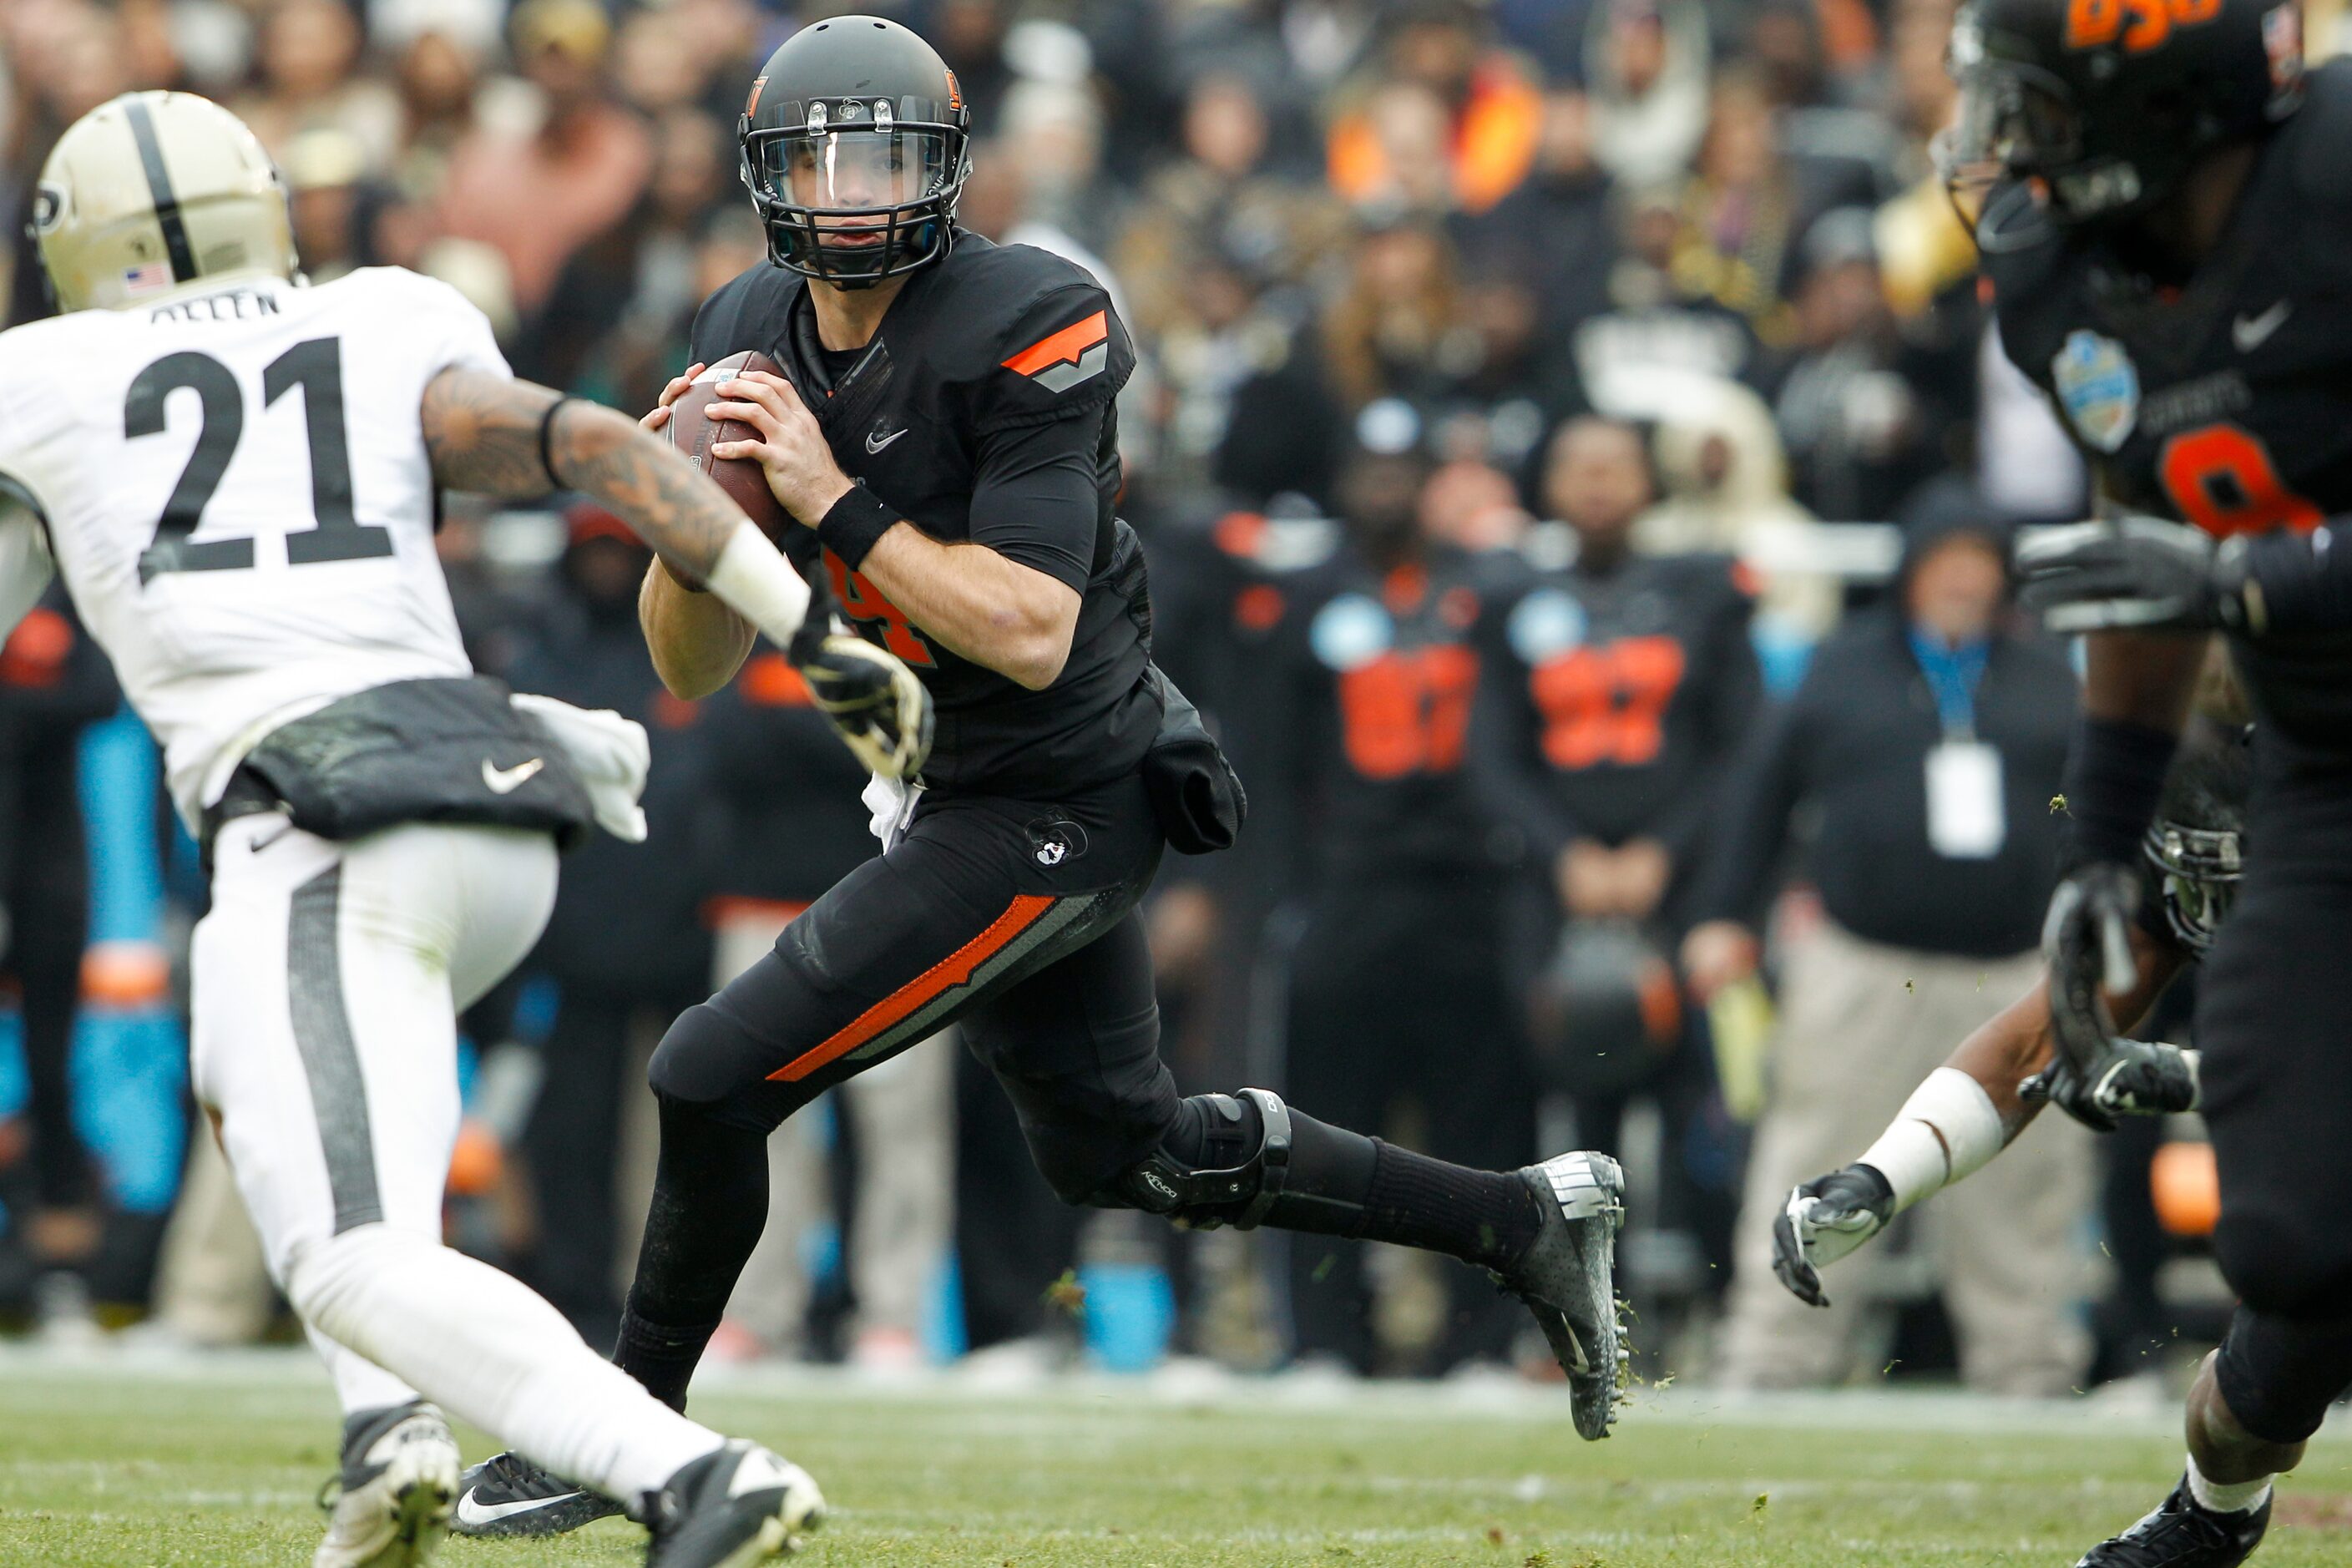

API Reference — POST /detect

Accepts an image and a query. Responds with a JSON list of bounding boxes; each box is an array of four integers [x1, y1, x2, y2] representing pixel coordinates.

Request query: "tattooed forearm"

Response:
[[420, 367, 743, 583]]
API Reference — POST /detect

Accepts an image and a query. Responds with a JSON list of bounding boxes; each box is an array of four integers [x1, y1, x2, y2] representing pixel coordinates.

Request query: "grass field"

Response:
[[0, 1351, 2346, 1567]]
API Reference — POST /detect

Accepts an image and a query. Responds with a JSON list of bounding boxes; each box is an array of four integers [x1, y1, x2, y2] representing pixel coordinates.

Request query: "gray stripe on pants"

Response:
[[286, 864, 382, 1232]]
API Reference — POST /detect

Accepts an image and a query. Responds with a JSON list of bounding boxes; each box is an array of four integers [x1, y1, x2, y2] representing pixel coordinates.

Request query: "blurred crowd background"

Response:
[[0, 0, 2287, 1395]]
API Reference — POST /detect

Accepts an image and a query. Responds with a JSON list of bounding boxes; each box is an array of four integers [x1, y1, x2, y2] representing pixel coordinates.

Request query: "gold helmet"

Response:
[[31, 91, 296, 313]]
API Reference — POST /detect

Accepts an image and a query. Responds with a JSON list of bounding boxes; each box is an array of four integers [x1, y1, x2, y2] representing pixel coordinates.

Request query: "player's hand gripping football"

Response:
[[2014, 514, 2253, 634], [1772, 1164, 1897, 1308], [789, 612, 933, 781], [706, 369, 857, 524], [2033, 861, 2183, 1131]]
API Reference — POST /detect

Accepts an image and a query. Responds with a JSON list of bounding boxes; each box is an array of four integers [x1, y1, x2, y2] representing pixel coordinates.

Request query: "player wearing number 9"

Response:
[[1950, 0, 2352, 1559]]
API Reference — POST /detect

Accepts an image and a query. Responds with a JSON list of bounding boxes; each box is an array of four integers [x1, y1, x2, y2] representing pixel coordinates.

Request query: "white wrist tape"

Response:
[[703, 522, 811, 648], [1857, 1068, 2006, 1212]]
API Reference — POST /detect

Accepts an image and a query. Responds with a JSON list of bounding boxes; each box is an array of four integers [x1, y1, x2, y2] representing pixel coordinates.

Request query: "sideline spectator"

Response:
[[433, 0, 652, 322], [1254, 433, 1534, 1374], [1471, 417, 1758, 1289], [1688, 502, 2092, 1394], [0, 593, 118, 1336]]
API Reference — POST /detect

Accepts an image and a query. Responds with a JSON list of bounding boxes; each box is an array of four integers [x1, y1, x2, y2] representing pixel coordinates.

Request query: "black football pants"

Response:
[[2198, 771, 2352, 1442], [1282, 868, 1536, 1373], [645, 770, 1177, 1194]]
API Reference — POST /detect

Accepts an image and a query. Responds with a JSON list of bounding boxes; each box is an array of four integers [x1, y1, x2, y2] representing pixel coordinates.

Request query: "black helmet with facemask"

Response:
[[738, 16, 972, 288], [1936, 0, 2304, 231]]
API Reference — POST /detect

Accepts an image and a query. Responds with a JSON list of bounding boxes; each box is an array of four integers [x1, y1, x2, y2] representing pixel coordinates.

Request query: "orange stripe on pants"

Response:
[[767, 893, 1057, 1083]]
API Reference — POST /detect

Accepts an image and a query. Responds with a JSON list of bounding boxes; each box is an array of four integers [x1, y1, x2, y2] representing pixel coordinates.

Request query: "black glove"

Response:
[[2041, 859, 2143, 1092], [1772, 1164, 1896, 1309], [2020, 1038, 2201, 1131], [2015, 516, 2250, 635], [788, 617, 933, 781]]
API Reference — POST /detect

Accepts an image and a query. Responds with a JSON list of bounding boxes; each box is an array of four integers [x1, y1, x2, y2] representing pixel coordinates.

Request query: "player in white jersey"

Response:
[[0, 91, 928, 1568]]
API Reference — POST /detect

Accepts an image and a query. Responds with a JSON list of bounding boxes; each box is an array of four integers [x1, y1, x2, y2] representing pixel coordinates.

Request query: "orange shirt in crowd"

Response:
[[1327, 60, 1543, 216]]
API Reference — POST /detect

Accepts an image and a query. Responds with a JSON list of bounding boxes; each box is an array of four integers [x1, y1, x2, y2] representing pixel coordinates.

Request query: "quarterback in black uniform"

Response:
[[1941, 0, 2352, 1560], [458, 17, 1631, 1536]]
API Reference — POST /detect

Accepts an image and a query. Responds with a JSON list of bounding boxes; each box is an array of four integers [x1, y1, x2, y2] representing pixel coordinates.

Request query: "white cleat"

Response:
[[313, 1400, 459, 1568]]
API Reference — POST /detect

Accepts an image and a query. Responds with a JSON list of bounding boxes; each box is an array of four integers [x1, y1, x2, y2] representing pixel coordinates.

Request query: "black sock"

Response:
[[1358, 1141, 1540, 1272], [610, 1095, 774, 1411], [1252, 1102, 1540, 1272]]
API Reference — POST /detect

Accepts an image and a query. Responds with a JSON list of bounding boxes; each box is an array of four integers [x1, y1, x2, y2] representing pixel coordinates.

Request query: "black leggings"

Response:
[[2198, 777, 2352, 1439], [1, 736, 93, 1211]]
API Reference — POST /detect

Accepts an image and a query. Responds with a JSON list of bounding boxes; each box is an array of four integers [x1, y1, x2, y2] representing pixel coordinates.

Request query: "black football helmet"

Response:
[[1939, 0, 2304, 227], [2142, 721, 2251, 954], [738, 16, 972, 288]]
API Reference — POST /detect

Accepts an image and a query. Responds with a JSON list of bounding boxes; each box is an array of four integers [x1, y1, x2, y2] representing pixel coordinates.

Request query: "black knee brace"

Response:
[[2213, 1304, 2352, 1444], [1100, 1089, 1295, 1229]]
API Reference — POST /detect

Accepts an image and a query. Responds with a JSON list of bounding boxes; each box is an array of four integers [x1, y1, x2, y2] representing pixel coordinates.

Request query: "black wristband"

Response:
[[2061, 716, 2179, 870], [816, 483, 898, 572], [538, 395, 580, 489]]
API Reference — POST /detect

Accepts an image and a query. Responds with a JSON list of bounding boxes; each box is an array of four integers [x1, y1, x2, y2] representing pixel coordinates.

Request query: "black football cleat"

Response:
[[1494, 1151, 1627, 1440], [451, 1449, 623, 1539], [2077, 1478, 2272, 1567], [642, 1440, 826, 1567]]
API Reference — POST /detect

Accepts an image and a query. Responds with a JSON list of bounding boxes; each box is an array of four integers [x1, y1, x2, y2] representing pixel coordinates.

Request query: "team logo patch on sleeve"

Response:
[[2051, 329, 2139, 453], [1003, 310, 1110, 392]]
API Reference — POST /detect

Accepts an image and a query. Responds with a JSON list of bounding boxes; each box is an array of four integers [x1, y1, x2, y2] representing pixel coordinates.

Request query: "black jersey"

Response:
[[1256, 546, 1518, 885], [1986, 58, 2352, 762], [1469, 551, 1760, 875], [688, 232, 1156, 798]]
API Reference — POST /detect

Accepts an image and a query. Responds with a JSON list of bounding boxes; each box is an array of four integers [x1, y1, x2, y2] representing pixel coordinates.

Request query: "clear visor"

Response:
[[754, 128, 953, 217], [1935, 58, 2081, 189]]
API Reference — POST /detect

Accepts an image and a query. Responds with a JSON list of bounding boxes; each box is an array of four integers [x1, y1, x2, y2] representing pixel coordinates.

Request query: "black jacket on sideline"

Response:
[[1692, 607, 2076, 959]]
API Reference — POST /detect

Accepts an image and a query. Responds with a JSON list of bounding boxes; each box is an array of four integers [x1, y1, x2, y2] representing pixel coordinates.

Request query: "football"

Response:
[[668, 349, 792, 539]]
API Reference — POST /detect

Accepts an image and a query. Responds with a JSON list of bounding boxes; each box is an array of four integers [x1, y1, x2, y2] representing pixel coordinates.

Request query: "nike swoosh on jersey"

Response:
[[454, 1490, 584, 1528], [865, 427, 909, 454], [2233, 301, 2292, 352], [482, 757, 545, 795]]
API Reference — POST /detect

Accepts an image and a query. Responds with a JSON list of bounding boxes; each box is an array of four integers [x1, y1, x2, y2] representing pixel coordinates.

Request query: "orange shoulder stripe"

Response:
[[1003, 310, 1108, 375]]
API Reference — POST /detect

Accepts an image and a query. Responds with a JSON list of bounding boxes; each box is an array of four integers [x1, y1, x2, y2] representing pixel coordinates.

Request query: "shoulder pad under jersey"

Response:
[[926, 240, 1136, 432]]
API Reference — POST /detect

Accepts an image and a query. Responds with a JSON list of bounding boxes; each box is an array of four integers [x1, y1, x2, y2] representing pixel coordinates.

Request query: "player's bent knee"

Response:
[[2217, 1211, 2352, 1318], [647, 1002, 766, 1108], [281, 1223, 424, 1343], [2214, 1303, 2352, 1445], [1088, 1089, 1292, 1228]]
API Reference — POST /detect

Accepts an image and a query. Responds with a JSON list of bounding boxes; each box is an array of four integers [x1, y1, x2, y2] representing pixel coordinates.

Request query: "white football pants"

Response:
[[193, 813, 724, 1500]]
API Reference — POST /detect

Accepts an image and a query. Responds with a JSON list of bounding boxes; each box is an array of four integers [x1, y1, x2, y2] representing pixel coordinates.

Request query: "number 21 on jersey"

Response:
[[124, 336, 389, 583]]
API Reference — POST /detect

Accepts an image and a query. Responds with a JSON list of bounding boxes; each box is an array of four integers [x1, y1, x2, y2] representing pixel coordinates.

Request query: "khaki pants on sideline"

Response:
[[149, 1124, 274, 1345], [1716, 920, 2095, 1395], [711, 908, 953, 1353]]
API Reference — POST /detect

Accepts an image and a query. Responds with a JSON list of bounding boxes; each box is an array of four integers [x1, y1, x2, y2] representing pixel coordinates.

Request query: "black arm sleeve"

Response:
[[1691, 685, 1809, 930], [967, 403, 1110, 595]]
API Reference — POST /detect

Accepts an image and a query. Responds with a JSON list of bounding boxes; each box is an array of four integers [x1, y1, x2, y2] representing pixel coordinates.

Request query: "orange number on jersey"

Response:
[[1530, 636, 1688, 771], [2067, 0, 2217, 48], [2157, 424, 2324, 538], [1337, 644, 1479, 780], [823, 550, 937, 666]]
